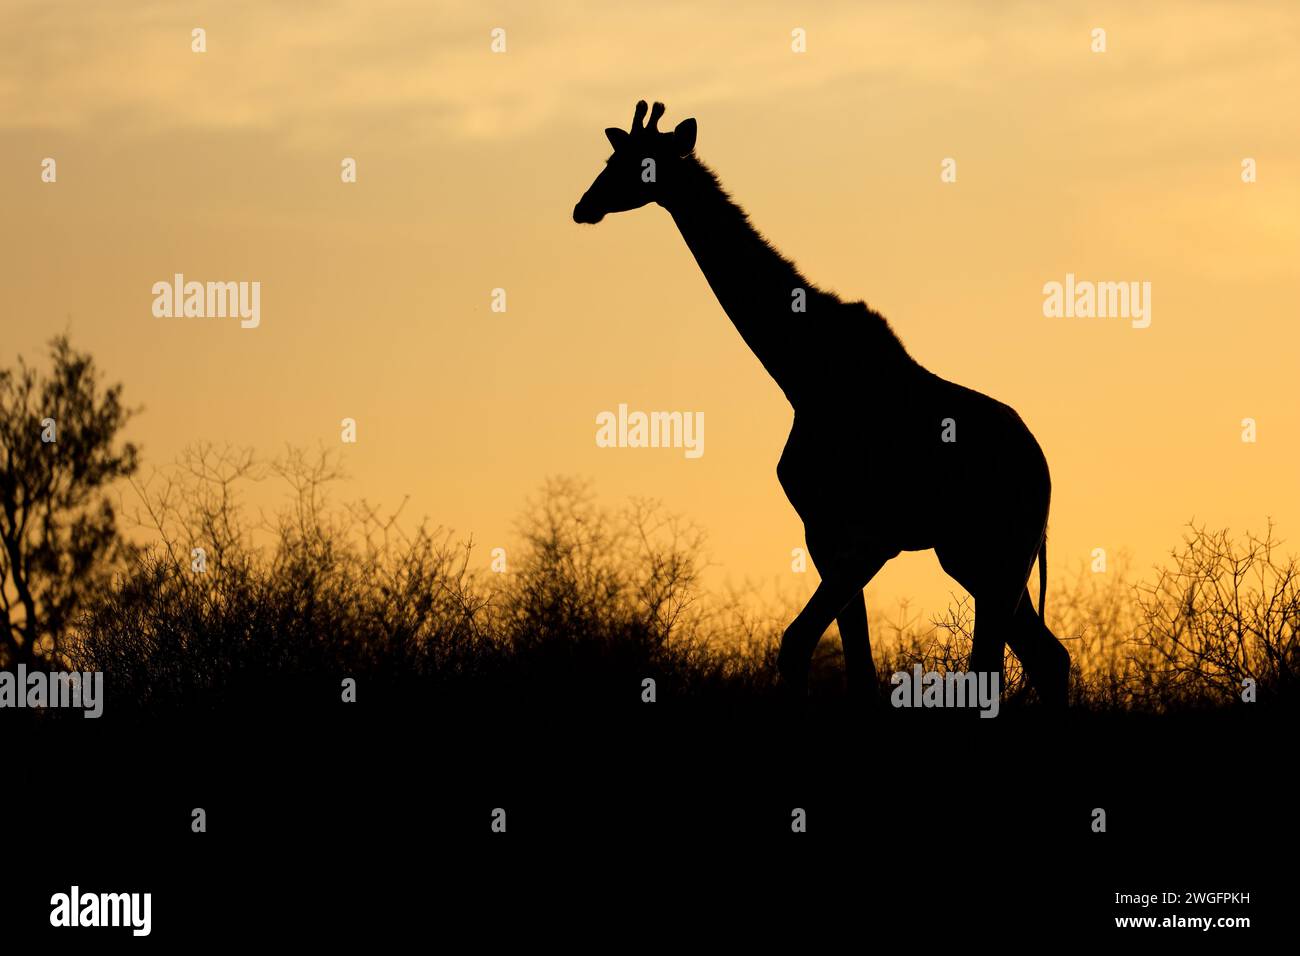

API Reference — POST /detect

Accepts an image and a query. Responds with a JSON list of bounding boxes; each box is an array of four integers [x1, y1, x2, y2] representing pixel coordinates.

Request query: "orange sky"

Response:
[[2, 0, 1297, 623]]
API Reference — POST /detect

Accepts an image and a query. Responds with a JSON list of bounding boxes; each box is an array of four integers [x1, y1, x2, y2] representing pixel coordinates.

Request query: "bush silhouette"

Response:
[[0, 335, 138, 667], [65, 450, 772, 717], [52, 442, 1297, 719]]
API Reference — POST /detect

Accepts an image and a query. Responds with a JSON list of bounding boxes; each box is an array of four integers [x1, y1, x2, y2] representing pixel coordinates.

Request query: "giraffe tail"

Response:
[[1038, 535, 1048, 619]]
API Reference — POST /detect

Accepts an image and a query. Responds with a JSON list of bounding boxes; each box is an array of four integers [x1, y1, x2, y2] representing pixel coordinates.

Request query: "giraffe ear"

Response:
[[605, 127, 629, 150], [673, 118, 697, 156]]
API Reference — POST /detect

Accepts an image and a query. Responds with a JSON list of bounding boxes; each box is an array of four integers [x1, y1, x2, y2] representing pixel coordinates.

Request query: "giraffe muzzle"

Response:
[[572, 201, 604, 224]]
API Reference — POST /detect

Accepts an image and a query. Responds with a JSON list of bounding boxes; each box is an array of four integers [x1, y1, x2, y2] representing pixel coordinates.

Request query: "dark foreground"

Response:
[[2, 696, 1286, 946]]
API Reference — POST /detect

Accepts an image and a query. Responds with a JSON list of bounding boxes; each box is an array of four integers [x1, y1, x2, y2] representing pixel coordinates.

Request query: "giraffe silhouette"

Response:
[[574, 101, 1070, 707]]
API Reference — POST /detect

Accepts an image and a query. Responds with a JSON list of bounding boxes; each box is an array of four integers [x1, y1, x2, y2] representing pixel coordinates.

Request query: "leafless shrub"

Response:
[[1133, 522, 1298, 709], [63, 452, 1298, 715]]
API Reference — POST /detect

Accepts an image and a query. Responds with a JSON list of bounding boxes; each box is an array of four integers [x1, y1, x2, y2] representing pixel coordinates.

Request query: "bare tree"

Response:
[[1136, 522, 1299, 707]]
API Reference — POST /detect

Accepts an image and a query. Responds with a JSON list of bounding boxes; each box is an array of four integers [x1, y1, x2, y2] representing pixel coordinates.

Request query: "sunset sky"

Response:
[[2, 0, 1297, 626]]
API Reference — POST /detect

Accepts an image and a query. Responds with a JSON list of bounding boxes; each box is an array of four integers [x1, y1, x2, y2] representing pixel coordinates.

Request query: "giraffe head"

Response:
[[573, 100, 697, 224]]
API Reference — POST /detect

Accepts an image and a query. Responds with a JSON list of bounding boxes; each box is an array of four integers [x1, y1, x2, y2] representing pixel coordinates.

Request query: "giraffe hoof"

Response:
[[847, 680, 884, 710], [776, 655, 810, 699]]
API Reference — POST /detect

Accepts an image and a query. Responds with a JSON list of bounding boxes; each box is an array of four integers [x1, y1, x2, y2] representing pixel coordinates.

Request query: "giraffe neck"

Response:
[[662, 156, 912, 407], [661, 157, 814, 400]]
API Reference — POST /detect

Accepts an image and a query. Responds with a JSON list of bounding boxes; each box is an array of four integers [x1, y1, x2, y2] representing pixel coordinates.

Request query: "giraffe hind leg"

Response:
[[1008, 591, 1070, 707]]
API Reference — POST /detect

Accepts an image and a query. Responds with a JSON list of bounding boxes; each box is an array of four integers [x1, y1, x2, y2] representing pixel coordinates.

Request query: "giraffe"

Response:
[[573, 101, 1071, 707]]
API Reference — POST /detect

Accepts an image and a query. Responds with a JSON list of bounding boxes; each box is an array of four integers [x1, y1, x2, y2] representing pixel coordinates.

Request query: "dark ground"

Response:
[[3, 696, 1287, 946]]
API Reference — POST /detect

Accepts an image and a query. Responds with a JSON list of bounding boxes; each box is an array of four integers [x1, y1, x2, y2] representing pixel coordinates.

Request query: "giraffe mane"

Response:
[[687, 155, 910, 356]]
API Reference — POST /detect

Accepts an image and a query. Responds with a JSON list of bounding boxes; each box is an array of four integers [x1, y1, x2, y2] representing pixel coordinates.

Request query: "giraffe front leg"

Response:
[[777, 562, 884, 699], [836, 590, 881, 703]]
